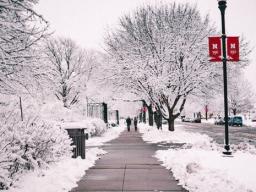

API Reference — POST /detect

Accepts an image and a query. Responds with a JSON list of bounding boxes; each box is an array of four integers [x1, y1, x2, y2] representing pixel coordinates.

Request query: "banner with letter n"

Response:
[[208, 36, 239, 62], [208, 37, 222, 62], [227, 36, 239, 61]]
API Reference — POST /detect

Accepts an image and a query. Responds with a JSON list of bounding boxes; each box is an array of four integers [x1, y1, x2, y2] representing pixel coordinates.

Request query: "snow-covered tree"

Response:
[[228, 75, 255, 115], [44, 38, 98, 108], [105, 4, 216, 131], [104, 3, 249, 131], [0, 0, 49, 95]]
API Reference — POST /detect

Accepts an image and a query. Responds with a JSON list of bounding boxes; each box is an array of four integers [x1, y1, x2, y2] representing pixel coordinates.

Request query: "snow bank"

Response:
[[156, 149, 256, 192], [8, 148, 106, 192], [140, 124, 256, 192], [139, 123, 215, 148]]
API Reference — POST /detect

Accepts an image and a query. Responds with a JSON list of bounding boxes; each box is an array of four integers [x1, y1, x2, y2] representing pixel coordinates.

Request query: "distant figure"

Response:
[[134, 117, 138, 131], [126, 117, 131, 132], [154, 111, 162, 130]]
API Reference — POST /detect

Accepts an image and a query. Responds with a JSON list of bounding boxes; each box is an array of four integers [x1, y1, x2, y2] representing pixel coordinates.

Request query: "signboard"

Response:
[[209, 36, 239, 62], [208, 37, 222, 62], [227, 36, 239, 61]]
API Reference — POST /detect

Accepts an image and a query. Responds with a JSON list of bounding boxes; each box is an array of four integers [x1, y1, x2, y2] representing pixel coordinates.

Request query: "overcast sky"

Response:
[[36, 0, 256, 92]]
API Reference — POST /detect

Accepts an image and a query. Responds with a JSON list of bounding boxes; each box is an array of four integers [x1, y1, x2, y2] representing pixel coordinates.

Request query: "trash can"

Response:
[[65, 128, 88, 159]]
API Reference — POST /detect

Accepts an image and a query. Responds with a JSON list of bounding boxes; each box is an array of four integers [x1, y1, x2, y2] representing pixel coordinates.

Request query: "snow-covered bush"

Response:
[[39, 101, 85, 123], [0, 110, 72, 189], [85, 118, 107, 137]]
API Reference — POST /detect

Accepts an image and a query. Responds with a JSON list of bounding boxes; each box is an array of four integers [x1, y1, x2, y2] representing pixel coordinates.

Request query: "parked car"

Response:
[[228, 116, 243, 126], [162, 119, 168, 124], [182, 117, 192, 122], [214, 117, 225, 125], [191, 117, 201, 123]]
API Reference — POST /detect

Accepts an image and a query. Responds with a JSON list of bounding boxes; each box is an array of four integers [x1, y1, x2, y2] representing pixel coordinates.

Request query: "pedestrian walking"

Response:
[[134, 117, 138, 131], [126, 117, 131, 132], [154, 111, 162, 130]]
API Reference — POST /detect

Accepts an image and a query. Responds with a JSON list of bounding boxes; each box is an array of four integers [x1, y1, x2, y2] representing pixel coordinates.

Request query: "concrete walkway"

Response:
[[71, 128, 188, 192]]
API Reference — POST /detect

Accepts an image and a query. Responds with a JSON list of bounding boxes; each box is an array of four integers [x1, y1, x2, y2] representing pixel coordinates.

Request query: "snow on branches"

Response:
[[44, 38, 98, 108], [0, 0, 49, 95], [105, 3, 216, 130]]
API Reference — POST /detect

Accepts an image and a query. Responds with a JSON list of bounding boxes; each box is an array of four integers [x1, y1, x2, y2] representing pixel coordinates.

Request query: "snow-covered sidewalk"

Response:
[[8, 125, 125, 192], [139, 123, 256, 192]]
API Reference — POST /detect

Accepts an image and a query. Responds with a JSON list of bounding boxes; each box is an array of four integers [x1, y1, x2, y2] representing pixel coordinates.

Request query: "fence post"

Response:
[[116, 110, 119, 125], [103, 102, 108, 123]]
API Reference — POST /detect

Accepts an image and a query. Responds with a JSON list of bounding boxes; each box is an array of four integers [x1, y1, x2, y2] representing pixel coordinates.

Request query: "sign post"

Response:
[[208, 0, 240, 155]]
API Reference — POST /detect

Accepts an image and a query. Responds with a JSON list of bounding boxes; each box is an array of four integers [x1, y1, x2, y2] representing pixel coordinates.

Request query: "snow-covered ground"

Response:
[[7, 124, 125, 192], [139, 123, 256, 192]]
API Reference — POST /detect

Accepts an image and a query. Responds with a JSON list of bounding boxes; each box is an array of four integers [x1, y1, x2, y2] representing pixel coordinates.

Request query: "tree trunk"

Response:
[[168, 118, 175, 131], [143, 111, 146, 123], [154, 110, 162, 129], [19, 97, 23, 121], [205, 105, 208, 121], [142, 100, 147, 123], [139, 112, 142, 122], [233, 108, 237, 115], [148, 104, 154, 126]]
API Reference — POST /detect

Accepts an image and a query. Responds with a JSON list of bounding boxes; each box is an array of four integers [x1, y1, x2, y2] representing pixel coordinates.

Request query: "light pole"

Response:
[[218, 0, 231, 155]]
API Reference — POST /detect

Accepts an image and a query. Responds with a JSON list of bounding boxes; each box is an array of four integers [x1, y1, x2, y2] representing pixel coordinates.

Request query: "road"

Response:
[[176, 121, 256, 146]]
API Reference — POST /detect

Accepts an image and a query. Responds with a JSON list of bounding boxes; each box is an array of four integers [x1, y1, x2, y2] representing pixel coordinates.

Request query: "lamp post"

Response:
[[218, 0, 232, 155]]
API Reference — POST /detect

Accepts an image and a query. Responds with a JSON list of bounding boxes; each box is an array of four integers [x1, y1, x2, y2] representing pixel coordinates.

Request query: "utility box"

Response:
[[65, 128, 88, 159]]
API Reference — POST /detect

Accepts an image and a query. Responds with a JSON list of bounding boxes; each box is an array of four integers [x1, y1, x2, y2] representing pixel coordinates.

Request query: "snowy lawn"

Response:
[[7, 125, 125, 192], [139, 123, 256, 192]]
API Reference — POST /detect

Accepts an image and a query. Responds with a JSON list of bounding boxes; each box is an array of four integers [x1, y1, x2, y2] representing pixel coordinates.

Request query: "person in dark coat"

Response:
[[126, 117, 131, 131], [154, 111, 162, 130], [134, 117, 138, 131]]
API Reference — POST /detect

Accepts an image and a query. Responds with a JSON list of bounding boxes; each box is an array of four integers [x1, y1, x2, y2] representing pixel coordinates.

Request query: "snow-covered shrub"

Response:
[[61, 118, 107, 138], [39, 101, 84, 123], [86, 118, 107, 137], [0, 111, 72, 189]]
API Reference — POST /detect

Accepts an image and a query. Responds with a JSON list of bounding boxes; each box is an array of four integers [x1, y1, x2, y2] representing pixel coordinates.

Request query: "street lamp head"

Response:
[[218, 0, 227, 10]]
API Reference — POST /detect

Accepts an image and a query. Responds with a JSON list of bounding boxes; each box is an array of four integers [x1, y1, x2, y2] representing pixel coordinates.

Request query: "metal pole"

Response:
[[218, 0, 231, 155], [19, 97, 23, 121], [116, 110, 119, 125]]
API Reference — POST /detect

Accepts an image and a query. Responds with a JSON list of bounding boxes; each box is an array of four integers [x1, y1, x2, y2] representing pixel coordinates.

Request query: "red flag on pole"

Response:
[[208, 37, 222, 62], [227, 36, 239, 61]]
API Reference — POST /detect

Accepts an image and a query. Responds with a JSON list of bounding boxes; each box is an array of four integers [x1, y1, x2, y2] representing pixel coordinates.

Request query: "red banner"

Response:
[[227, 36, 239, 61], [208, 37, 222, 62]]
